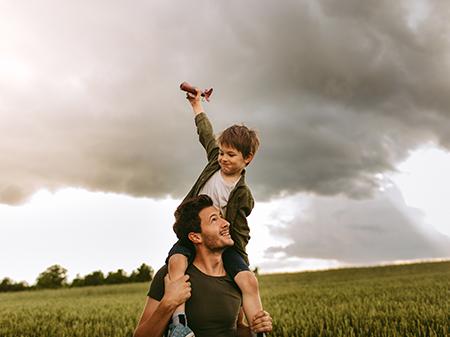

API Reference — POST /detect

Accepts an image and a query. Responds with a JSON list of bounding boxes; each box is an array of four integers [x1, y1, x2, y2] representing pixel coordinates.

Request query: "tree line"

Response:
[[0, 263, 154, 292]]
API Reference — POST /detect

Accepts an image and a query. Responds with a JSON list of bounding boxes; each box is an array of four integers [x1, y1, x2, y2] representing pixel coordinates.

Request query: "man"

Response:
[[134, 195, 272, 337]]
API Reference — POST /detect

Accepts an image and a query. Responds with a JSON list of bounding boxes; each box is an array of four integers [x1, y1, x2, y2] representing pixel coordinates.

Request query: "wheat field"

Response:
[[0, 261, 448, 337]]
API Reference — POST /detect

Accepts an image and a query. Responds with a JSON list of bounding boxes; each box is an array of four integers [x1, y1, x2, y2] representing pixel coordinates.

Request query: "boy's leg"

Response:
[[234, 271, 263, 331], [166, 242, 195, 337], [168, 253, 188, 319], [223, 249, 265, 336]]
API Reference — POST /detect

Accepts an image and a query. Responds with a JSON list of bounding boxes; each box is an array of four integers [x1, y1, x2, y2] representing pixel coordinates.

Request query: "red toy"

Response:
[[180, 82, 213, 102]]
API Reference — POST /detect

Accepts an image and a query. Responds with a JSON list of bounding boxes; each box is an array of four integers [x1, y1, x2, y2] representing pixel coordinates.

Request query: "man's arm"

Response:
[[250, 310, 273, 334], [133, 297, 175, 337], [134, 275, 191, 337], [237, 308, 273, 337], [236, 308, 253, 337]]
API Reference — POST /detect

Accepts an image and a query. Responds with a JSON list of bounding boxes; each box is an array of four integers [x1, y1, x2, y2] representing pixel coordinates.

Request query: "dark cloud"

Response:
[[265, 184, 450, 263], [1, 0, 450, 204]]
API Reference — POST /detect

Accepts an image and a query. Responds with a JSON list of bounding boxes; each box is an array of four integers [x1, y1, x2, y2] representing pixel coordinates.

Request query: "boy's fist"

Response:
[[185, 87, 204, 115]]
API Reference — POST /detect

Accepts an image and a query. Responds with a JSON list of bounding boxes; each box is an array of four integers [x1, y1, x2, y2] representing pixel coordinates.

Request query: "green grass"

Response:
[[1, 261, 449, 337]]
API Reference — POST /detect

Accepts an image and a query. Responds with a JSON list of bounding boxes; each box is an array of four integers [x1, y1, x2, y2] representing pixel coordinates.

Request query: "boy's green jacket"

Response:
[[184, 112, 254, 264]]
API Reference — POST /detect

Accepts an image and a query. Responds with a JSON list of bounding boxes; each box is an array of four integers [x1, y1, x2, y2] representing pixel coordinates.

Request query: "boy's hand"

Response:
[[250, 310, 273, 333], [162, 274, 191, 309], [186, 88, 204, 115]]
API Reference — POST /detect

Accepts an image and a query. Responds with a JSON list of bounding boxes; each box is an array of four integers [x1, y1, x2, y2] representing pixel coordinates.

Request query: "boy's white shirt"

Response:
[[199, 170, 239, 217]]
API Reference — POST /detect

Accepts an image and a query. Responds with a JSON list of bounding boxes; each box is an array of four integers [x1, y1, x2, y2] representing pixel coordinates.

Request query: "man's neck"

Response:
[[193, 249, 226, 277]]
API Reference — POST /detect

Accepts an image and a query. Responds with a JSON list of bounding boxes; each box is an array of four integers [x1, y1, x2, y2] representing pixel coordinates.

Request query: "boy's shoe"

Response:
[[167, 323, 195, 337]]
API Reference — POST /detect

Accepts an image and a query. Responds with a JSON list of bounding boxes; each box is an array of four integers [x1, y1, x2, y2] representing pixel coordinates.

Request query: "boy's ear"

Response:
[[244, 153, 254, 165], [188, 232, 202, 244]]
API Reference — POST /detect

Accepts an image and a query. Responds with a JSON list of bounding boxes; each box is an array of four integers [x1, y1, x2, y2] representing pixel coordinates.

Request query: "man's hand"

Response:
[[186, 88, 204, 115], [162, 274, 191, 309], [250, 310, 273, 334]]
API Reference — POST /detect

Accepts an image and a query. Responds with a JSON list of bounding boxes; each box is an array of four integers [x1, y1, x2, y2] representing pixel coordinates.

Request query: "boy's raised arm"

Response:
[[186, 89, 204, 117], [185, 89, 218, 162]]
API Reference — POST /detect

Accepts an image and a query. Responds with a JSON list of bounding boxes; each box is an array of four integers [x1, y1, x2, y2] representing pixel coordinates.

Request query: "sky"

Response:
[[1, 0, 450, 284]]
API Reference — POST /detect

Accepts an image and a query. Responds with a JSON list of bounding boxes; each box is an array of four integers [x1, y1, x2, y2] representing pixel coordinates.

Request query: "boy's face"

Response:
[[218, 144, 253, 176]]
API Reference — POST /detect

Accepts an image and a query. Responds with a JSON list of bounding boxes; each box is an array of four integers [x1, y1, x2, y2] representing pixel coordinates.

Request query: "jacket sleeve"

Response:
[[194, 113, 219, 162], [230, 188, 254, 253], [238, 189, 254, 218]]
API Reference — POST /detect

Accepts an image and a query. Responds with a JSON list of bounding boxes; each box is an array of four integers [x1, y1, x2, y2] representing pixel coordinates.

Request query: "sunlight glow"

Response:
[[0, 55, 33, 86], [390, 145, 450, 237]]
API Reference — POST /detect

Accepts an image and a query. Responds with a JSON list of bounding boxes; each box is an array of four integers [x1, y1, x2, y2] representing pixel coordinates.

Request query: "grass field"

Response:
[[0, 261, 448, 337]]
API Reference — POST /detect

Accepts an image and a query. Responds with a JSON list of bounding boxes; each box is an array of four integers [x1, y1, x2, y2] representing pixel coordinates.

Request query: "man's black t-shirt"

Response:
[[148, 264, 242, 337]]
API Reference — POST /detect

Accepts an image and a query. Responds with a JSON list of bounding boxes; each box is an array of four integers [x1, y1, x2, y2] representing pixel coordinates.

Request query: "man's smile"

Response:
[[220, 229, 231, 238]]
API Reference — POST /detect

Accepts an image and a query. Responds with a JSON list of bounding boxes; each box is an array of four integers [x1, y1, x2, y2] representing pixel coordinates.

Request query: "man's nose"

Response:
[[221, 218, 230, 228]]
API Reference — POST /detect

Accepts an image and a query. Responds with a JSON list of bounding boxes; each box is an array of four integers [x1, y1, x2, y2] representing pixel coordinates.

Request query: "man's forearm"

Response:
[[237, 325, 253, 337], [134, 299, 175, 337]]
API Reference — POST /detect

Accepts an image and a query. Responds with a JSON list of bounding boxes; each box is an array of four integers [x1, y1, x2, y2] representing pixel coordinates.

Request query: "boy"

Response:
[[166, 88, 264, 337]]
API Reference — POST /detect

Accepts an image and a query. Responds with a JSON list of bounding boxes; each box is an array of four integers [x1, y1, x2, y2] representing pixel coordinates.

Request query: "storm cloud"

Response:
[[265, 184, 450, 264], [1, 0, 450, 204]]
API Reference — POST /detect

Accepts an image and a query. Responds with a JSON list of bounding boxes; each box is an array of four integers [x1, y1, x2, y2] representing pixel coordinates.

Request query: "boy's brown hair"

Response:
[[217, 124, 260, 160]]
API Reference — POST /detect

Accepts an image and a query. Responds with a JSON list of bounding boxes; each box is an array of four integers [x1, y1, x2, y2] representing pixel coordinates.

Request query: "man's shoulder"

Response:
[[155, 265, 168, 278], [147, 265, 168, 300]]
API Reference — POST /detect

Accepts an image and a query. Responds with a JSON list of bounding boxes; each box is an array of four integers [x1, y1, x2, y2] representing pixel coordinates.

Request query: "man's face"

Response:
[[197, 206, 234, 251], [218, 144, 252, 176]]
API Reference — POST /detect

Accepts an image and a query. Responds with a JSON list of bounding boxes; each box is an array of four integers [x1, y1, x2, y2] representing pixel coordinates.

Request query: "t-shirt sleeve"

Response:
[[147, 265, 168, 300]]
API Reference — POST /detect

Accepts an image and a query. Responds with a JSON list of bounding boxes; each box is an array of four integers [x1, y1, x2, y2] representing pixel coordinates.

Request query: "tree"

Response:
[[36, 265, 68, 289], [130, 263, 154, 283], [105, 269, 128, 285], [71, 274, 85, 287], [12, 281, 28, 292], [0, 278, 13, 292], [0, 278, 28, 292], [84, 270, 105, 286]]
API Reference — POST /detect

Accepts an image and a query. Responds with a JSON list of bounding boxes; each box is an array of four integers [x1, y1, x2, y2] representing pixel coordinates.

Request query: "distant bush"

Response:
[[0, 263, 154, 292], [36, 265, 67, 289], [0, 278, 28, 292]]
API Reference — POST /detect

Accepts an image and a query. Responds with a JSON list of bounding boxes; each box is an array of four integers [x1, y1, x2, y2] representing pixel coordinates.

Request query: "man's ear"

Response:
[[244, 153, 254, 166], [188, 232, 202, 244]]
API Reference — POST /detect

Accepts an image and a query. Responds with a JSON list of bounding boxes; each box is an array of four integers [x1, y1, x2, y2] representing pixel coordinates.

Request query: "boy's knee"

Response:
[[168, 254, 188, 276], [235, 270, 259, 294], [168, 253, 188, 264]]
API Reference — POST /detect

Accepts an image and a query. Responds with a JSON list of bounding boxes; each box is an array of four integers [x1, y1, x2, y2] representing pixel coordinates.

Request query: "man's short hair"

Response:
[[173, 194, 214, 247], [217, 124, 260, 160]]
